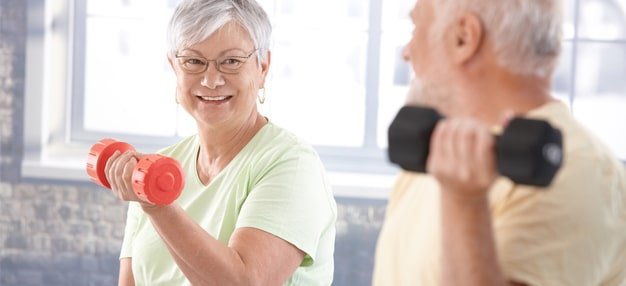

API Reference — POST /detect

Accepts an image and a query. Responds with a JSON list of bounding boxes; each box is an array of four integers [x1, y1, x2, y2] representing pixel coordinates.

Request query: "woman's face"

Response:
[[170, 21, 269, 129]]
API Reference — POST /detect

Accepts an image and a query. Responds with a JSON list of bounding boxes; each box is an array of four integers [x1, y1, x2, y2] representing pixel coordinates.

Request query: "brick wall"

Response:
[[1, 2, 132, 284], [0, 1, 387, 285]]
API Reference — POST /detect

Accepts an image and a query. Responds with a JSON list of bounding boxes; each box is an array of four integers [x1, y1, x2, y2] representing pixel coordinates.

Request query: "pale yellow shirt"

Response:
[[373, 101, 626, 286], [120, 122, 337, 285]]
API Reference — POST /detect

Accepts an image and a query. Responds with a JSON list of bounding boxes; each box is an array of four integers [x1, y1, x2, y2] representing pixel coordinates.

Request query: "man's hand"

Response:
[[426, 117, 498, 199]]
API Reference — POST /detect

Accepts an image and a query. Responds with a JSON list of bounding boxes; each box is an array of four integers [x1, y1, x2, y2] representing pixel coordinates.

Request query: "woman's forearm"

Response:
[[118, 258, 136, 286], [143, 204, 249, 285]]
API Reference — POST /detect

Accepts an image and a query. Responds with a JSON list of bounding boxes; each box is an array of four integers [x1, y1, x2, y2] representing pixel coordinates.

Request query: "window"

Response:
[[563, 0, 626, 159], [23, 0, 626, 188]]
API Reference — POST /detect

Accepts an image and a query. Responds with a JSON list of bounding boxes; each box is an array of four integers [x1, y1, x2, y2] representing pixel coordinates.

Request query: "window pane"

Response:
[[85, 0, 168, 15], [83, 0, 369, 146], [552, 42, 573, 107], [380, 0, 414, 28], [271, 0, 368, 30], [377, 0, 414, 148], [267, 29, 367, 147], [563, 0, 576, 39], [83, 14, 177, 136], [578, 0, 626, 40], [377, 40, 411, 148], [83, 1, 178, 136], [573, 43, 626, 159], [258, 0, 369, 147]]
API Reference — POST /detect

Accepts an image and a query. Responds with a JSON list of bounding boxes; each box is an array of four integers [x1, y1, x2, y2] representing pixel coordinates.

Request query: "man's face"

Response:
[[404, 0, 435, 78], [403, 0, 455, 109]]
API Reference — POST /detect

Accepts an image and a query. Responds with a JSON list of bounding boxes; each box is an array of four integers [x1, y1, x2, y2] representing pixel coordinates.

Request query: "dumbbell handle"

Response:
[[86, 138, 185, 205], [388, 106, 563, 186]]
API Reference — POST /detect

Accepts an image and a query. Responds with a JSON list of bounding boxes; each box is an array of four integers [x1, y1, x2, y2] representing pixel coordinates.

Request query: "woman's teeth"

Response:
[[199, 96, 230, 101]]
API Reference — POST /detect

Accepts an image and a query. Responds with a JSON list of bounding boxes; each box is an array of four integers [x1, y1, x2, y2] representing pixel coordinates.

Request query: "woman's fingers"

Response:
[[105, 151, 140, 201], [105, 150, 122, 189], [121, 156, 138, 197]]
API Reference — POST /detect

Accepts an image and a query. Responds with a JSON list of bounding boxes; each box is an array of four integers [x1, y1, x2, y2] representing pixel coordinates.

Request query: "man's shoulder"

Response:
[[530, 101, 621, 172]]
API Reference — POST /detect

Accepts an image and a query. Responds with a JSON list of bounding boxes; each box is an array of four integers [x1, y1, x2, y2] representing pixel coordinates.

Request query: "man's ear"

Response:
[[260, 50, 271, 87], [448, 12, 483, 65]]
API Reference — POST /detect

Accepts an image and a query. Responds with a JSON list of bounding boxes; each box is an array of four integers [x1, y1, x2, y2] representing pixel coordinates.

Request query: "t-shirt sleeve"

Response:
[[493, 155, 623, 285], [235, 147, 336, 266], [119, 202, 142, 259]]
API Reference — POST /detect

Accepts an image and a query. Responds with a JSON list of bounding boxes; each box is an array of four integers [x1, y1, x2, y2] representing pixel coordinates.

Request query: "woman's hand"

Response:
[[104, 150, 154, 206], [426, 117, 498, 200]]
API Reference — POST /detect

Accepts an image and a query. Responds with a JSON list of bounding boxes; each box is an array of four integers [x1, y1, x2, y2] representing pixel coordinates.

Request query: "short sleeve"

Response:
[[493, 155, 623, 285], [119, 202, 142, 259], [235, 148, 336, 265]]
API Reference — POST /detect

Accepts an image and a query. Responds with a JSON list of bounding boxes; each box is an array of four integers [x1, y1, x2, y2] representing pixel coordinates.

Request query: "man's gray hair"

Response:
[[167, 0, 271, 61], [432, 0, 563, 77]]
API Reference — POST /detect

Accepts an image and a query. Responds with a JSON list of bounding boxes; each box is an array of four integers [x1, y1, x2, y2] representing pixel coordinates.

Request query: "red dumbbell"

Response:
[[86, 138, 184, 206]]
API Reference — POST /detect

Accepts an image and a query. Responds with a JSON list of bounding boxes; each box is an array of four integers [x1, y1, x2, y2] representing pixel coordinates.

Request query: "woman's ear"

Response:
[[167, 54, 176, 72], [449, 12, 483, 65], [260, 50, 271, 86]]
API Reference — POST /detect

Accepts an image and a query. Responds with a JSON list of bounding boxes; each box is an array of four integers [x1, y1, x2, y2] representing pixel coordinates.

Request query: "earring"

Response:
[[258, 87, 266, 104], [175, 91, 180, 104]]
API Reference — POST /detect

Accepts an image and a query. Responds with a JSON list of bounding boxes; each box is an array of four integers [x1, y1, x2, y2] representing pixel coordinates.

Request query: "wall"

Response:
[[0, 1, 387, 285], [1, 2, 131, 284]]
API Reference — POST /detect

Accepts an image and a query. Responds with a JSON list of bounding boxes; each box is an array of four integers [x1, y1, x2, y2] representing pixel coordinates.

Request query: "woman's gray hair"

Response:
[[167, 0, 271, 61], [432, 0, 563, 78]]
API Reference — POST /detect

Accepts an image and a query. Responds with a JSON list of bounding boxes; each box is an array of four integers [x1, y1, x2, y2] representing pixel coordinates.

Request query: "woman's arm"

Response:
[[105, 151, 312, 285], [143, 204, 305, 286], [118, 258, 135, 286]]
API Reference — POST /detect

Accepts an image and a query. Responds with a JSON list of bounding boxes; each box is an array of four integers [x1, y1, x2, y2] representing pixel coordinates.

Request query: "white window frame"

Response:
[[22, 0, 626, 197], [22, 0, 397, 199]]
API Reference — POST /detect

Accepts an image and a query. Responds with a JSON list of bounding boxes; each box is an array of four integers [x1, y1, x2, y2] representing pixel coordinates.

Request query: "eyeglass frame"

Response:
[[174, 48, 259, 75]]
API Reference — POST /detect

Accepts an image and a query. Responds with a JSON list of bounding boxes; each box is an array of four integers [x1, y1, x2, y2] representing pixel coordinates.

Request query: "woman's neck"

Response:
[[195, 112, 267, 185]]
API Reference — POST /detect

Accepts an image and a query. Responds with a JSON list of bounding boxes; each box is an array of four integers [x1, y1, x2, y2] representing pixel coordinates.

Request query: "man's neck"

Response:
[[449, 69, 554, 126]]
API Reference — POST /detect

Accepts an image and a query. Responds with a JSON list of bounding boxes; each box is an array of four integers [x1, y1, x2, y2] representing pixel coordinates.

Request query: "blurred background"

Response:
[[1, 0, 625, 285]]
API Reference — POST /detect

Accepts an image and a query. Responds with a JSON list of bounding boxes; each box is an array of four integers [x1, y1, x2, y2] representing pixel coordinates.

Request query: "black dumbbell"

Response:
[[387, 105, 563, 187]]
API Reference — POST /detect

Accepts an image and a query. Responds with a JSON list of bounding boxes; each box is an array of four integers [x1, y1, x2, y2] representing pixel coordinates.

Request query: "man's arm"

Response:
[[440, 191, 528, 286], [428, 118, 527, 286]]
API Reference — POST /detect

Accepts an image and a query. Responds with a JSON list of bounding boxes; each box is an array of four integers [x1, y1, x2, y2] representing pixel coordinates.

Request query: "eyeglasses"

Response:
[[175, 49, 258, 74]]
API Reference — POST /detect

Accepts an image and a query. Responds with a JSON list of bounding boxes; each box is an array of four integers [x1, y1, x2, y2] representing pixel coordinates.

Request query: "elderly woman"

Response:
[[104, 0, 337, 285]]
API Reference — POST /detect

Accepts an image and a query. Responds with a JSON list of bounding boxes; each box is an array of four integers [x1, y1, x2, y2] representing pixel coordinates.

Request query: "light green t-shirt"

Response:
[[120, 122, 337, 285]]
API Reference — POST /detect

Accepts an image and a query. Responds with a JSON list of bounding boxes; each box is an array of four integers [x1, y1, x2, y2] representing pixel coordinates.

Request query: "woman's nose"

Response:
[[200, 65, 225, 89]]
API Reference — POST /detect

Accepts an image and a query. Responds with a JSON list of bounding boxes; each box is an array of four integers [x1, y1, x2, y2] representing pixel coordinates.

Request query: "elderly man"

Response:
[[373, 0, 626, 285]]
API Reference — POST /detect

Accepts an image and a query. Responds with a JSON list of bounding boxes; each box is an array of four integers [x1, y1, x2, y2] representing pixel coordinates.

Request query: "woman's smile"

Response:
[[195, 94, 234, 104]]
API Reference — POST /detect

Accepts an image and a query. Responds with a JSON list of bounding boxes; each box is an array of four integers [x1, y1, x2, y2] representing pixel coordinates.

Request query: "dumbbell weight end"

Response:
[[86, 138, 135, 189], [86, 139, 185, 205]]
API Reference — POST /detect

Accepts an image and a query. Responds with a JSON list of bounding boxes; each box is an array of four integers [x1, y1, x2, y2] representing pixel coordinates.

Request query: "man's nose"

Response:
[[401, 44, 411, 62]]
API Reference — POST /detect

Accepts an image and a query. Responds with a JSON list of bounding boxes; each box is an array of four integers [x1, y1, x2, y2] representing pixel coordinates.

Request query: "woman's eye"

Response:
[[187, 58, 205, 65], [222, 58, 243, 65]]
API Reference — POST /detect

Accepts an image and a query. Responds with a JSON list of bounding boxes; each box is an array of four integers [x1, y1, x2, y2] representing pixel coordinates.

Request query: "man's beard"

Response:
[[404, 77, 424, 105], [404, 75, 457, 115]]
